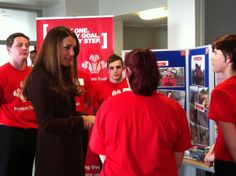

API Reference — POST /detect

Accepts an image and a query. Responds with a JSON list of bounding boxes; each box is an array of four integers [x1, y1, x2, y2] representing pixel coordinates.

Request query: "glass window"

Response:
[[0, 44, 9, 66], [0, 7, 38, 66], [0, 44, 35, 66], [0, 8, 37, 41]]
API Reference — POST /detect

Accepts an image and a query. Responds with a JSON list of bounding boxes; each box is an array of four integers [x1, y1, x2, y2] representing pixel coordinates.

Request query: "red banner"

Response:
[[37, 16, 114, 176], [36, 16, 114, 81]]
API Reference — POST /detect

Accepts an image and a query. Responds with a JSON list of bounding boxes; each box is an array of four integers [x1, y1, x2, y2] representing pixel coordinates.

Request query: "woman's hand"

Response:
[[82, 115, 95, 129]]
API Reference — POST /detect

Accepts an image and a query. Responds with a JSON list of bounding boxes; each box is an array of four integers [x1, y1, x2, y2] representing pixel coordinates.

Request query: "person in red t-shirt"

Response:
[[93, 53, 130, 111], [89, 48, 191, 176], [0, 33, 38, 176], [205, 34, 236, 175], [92, 53, 130, 166]]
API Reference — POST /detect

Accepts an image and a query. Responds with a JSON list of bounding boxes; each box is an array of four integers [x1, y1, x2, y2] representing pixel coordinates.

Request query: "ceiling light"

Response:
[[138, 7, 168, 20]]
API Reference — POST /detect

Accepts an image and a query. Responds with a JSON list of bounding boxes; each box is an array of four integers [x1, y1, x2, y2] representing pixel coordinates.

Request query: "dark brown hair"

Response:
[[107, 53, 123, 68], [212, 34, 236, 70], [124, 48, 160, 96], [6, 32, 29, 47], [24, 26, 81, 98]]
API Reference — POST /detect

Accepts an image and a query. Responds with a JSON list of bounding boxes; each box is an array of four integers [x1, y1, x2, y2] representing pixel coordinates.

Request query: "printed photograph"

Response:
[[191, 55, 205, 86], [158, 89, 185, 108], [159, 67, 185, 87]]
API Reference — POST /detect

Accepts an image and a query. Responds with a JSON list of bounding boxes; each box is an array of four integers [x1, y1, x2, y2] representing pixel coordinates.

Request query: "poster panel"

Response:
[[154, 50, 187, 109], [188, 46, 212, 147], [36, 16, 114, 81], [123, 49, 187, 109]]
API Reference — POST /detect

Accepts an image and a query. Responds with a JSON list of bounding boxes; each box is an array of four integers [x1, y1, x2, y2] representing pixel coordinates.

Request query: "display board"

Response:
[[188, 46, 211, 147], [154, 49, 187, 109], [123, 46, 216, 150]]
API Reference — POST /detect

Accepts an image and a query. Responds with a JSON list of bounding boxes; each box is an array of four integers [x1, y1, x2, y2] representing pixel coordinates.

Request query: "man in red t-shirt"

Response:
[[93, 53, 130, 111], [92, 53, 130, 165], [204, 34, 236, 175], [0, 33, 37, 176]]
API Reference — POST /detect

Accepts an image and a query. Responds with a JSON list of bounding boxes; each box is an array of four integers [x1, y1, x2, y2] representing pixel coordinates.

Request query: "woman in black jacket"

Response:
[[23, 26, 95, 176]]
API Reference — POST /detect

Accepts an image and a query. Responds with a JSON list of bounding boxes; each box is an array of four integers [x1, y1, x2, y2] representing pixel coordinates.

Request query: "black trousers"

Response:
[[214, 159, 236, 176], [0, 125, 37, 176]]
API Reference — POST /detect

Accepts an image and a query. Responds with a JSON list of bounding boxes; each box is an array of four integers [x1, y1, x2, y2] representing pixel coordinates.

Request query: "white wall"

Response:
[[0, 8, 37, 40], [43, 0, 65, 17], [43, 0, 99, 17], [114, 16, 123, 56], [0, 8, 37, 66], [205, 0, 236, 44], [99, 0, 167, 15], [41, 0, 169, 54], [168, 0, 196, 49], [124, 26, 167, 50], [152, 26, 168, 49], [66, 0, 99, 16]]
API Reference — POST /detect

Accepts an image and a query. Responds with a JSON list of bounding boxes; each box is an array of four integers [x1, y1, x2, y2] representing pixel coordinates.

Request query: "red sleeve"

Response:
[[89, 105, 106, 155], [173, 103, 192, 152], [209, 89, 236, 123]]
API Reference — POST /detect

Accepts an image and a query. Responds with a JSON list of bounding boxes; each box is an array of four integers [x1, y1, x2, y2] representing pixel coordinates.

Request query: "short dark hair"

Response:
[[6, 32, 29, 48], [107, 53, 123, 68], [212, 34, 236, 70], [124, 48, 160, 96], [30, 49, 37, 54]]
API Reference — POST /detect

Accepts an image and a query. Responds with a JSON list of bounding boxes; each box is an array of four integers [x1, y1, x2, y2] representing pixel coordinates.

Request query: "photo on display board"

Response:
[[158, 89, 185, 108], [198, 87, 209, 109], [191, 55, 205, 86], [189, 86, 209, 146], [159, 67, 185, 87], [189, 121, 209, 147]]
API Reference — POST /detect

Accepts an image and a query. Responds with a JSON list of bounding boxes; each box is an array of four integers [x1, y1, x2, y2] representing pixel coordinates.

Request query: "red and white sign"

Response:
[[37, 16, 114, 81], [37, 16, 114, 176]]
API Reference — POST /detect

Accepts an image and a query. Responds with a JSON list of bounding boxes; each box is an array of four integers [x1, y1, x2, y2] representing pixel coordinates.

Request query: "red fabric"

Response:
[[209, 75, 236, 161], [85, 128, 101, 174], [75, 70, 93, 113], [90, 91, 191, 176], [74, 71, 101, 175], [93, 79, 130, 109], [161, 76, 176, 86], [36, 17, 114, 81], [0, 63, 37, 129]]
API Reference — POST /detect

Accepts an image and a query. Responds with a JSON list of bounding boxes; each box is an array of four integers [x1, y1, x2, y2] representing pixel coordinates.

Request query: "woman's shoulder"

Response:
[[27, 68, 51, 88], [31, 67, 49, 79]]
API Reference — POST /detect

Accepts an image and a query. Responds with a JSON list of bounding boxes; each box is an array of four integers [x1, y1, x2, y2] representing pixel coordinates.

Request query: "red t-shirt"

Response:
[[209, 75, 236, 161], [0, 63, 37, 129], [90, 91, 191, 176], [93, 78, 130, 109], [75, 70, 93, 113]]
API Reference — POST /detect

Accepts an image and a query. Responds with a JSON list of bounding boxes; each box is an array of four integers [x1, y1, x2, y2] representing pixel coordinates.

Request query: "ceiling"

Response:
[[0, 0, 167, 28], [120, 14, 167, 28], [0, 0, 60, 8]]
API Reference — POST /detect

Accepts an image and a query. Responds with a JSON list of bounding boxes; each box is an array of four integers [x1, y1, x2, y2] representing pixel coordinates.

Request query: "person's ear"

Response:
[[7, 47, 11, 54], [226, 54, 232, 64]]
